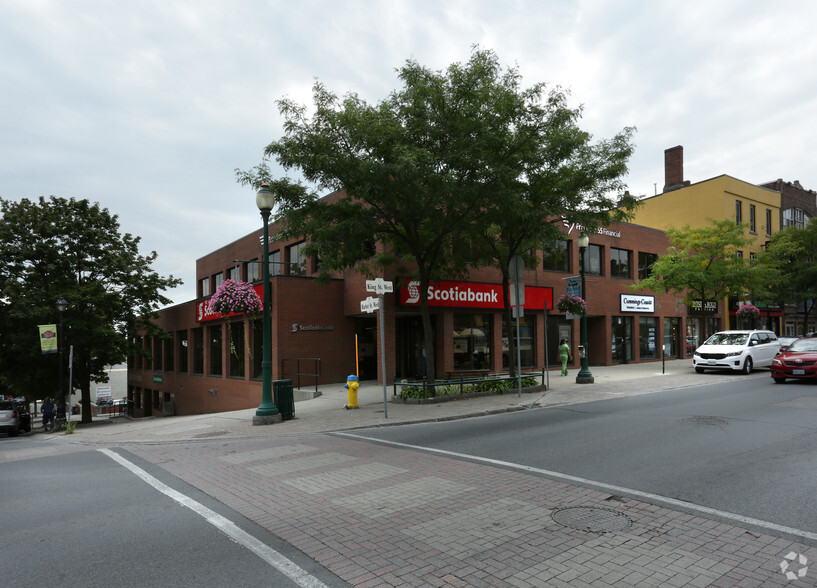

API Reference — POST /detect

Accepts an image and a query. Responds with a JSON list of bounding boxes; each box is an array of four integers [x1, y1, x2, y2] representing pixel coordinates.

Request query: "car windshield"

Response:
[[704, 333, 749, 346], [787, 339, 817, 352]]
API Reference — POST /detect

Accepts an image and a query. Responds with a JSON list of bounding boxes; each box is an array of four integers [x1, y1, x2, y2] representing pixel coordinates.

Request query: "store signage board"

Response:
[[620, 294, 655, 313], [400, 280, 553, 310]]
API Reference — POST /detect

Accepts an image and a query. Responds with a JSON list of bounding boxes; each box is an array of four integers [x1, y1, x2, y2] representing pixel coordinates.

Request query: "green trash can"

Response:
[[273, 379, 295, 420]]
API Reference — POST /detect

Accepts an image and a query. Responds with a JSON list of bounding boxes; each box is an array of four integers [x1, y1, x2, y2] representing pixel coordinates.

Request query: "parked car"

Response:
[[777, 336, 799, 353], [13, 399, 31, 433], [0, 400, 22, 437], [692, 330, 780, 374], [771, 337, 817, 384]]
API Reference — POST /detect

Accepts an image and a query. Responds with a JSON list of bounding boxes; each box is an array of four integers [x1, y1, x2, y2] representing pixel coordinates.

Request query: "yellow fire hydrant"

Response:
[[344, 374, 359, 409]]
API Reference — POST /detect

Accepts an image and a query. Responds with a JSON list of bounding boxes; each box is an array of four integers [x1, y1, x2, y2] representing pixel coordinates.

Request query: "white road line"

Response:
[[98, 448, 328, 588], [337, 432, 817, 544]]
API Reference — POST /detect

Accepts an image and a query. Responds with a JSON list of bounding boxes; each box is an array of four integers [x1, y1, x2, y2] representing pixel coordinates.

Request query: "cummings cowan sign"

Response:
[[620, 294, 655, 313], [400, 280, 553, 310]]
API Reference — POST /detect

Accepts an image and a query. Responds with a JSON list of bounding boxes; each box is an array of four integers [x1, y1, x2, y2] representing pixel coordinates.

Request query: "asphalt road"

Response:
[[0, 444, 347, 588], [351, 371, 817, 537]]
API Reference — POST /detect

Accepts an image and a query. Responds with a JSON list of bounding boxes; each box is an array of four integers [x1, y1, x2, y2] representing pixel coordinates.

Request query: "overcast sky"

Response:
[[3, 1, 816, 306]]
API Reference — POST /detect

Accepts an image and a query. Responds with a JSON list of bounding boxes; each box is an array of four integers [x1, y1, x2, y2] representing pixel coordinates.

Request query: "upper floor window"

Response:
[[270, 250, 282, 276], [585, 244, 603, 275], [246, 259, 260, 282], [783, 207, 811, 229], [638, 252, 658, 280], [735, 200, 742, 224], [749, 204, 756, 233], [542, 240, 570, 272], [736, 251, 743, 259], [199, 277, 210, 297], [214, 273, 224, 290], [610, 248, 632, 279], [228, 266, 240, 281], [288, 242, 307, 276], [766, 209, 772, 237]]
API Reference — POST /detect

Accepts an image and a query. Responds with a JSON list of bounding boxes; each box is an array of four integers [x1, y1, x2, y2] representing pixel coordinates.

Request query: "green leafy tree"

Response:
[[238, 48, 636, 382], [757, 220, 817, 332], [469, 81, 637, 373], [631, 219, 755, 337], [0, 196, 181, 423]]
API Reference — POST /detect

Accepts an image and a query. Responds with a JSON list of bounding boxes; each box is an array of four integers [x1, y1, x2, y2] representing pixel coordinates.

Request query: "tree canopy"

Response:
[[631, 219, 755, 332], [0, 196, 181, 422], [238, 48, 636, 381], [757, 220, 817, 330]]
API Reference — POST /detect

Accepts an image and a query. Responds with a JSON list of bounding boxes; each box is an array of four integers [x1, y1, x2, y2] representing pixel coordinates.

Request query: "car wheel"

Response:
[[773, 377, 786, 384], [742, 357, 753, 374], [695, 366, 705, 374]]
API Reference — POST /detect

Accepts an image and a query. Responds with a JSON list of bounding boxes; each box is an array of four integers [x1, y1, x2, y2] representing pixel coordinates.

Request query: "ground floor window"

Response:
[[453, 313, 492, 370], [545, 316, 573, 367], [192, 327, 204, 374], [208, 324, 222, 376], [612, 316, 633, 363], [639, 317, 659, 360], [502, 316, 536, 368], [664, 317, 681, 358], [229, 321, 245, 378], [251, 319, 262, 379]]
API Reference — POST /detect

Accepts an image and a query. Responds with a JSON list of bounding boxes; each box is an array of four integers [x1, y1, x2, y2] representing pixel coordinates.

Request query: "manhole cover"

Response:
[[683, 416, 728, 426], [551, 507, 632, 533]]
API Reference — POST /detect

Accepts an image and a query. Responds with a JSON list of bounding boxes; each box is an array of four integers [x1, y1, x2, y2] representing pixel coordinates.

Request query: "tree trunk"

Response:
[[502, 276, 516, 378], [418, 277, 436, 385]]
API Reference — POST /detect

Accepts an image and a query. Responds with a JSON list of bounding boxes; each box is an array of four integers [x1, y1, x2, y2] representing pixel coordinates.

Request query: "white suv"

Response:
[[692, 330, 779, 374]]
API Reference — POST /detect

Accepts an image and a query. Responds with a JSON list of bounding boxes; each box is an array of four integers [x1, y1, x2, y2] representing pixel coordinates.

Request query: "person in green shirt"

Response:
[[558, 339, 572, 376]]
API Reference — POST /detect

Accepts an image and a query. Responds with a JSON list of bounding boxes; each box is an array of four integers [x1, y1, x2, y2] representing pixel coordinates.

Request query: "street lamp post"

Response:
[[56, 297, 68, 427], [253, 183, 281, 425], [575, 232, 594, 384]]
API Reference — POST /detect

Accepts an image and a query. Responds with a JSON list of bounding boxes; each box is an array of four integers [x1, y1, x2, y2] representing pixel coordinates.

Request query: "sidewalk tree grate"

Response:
[[551, 506, 632, 533]]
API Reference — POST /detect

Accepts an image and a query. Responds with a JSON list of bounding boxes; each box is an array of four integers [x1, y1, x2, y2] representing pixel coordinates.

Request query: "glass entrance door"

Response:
[[612, 316, 633, 364]]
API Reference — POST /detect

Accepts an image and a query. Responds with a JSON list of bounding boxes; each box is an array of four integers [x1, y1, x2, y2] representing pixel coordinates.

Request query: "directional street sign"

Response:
[[366, 278, 394, 295], [360, 296, 381, 313]]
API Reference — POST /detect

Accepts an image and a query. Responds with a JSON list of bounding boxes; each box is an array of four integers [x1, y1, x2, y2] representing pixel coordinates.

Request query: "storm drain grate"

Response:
[[551, 506, 632, 533], [683, 416, 728, 426], [192, 430, 230, 438]]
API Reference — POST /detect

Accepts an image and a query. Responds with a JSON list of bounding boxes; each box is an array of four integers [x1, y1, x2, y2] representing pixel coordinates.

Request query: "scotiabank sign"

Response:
[[196, 283, 264, 322], [400, 280, 553, 310]]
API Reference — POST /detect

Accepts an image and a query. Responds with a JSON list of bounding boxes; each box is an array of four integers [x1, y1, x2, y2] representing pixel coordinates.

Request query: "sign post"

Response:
[[509, 256, 524, 397], [365, 279, 394, 418]]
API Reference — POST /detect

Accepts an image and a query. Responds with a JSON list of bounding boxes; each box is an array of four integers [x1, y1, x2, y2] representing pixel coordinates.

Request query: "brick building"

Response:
[[128, 194, 695, 417]]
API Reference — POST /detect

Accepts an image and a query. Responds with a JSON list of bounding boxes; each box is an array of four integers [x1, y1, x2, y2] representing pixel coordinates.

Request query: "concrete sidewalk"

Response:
[[54, 359, 735, 444], [40, 359, 817, 586]]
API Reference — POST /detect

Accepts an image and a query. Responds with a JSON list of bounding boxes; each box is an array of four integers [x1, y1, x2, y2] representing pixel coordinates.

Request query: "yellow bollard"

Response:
[[344, 374, 359, 409]]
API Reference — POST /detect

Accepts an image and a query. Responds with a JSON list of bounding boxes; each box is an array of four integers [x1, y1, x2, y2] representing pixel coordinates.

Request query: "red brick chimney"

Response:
[[663, 145, 690, 192]]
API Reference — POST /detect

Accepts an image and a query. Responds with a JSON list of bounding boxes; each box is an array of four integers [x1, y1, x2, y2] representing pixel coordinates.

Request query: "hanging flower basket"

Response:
[[208, 280, 262, 357], [736, 303, 759, 320], [209, 279, 262, 316], [557, 293, 586, 315]]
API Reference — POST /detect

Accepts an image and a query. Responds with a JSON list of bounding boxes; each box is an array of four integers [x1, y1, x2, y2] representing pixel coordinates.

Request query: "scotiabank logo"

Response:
[[401, 280, 552, 310]]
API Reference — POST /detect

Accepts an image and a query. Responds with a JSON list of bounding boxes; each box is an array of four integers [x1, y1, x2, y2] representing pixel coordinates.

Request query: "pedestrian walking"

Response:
[[558, 339, 572, 376]]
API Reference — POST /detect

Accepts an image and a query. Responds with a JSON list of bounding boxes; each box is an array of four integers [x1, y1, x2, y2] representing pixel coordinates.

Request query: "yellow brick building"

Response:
[[628, 146, 782, 339]]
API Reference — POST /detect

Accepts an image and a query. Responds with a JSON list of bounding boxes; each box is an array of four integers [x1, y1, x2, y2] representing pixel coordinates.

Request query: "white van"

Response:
[[692, 330, 779, 374]]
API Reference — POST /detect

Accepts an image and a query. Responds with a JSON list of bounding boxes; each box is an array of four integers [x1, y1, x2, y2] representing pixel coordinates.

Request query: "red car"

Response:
[[771, 337, 817, 384]]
